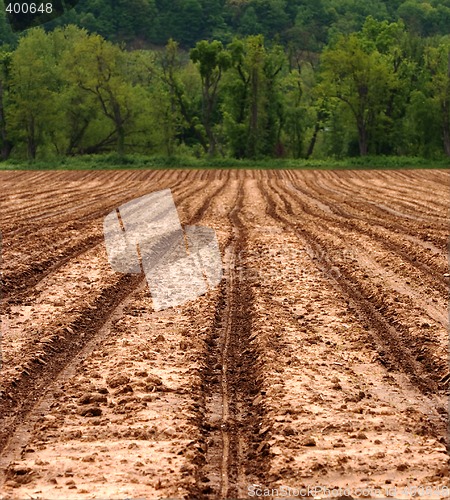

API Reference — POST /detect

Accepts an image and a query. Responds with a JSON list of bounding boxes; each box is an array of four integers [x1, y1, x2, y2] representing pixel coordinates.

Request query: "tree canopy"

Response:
[[0, 1, 449, 160], [37, 0, 450, 47]]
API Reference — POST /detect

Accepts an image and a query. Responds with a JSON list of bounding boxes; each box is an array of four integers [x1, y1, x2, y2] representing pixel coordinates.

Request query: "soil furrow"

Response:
[[318, 170, 449, 214], [293, 172, 449, 248], [195, 180, 267, 499], [272, 175, 449, 334]]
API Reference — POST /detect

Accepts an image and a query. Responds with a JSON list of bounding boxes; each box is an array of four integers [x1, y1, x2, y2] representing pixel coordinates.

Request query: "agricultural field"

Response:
[[0, 169, 448, 499]]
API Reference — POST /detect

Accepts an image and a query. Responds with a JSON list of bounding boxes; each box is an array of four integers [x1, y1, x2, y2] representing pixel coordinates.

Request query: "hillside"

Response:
[[1, 0, 450, 48]]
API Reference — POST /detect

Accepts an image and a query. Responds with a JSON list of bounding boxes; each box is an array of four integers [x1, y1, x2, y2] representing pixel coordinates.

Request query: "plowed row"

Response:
[[0, 169, 448, 500]]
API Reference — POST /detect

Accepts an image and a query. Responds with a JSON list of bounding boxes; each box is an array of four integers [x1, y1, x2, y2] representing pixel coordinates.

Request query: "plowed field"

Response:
[[0, 169, 448, 499]]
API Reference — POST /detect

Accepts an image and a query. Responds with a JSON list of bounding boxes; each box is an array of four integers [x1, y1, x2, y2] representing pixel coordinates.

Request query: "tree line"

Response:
[[0, 19, 449, 160], [2, 0, 450, 48]]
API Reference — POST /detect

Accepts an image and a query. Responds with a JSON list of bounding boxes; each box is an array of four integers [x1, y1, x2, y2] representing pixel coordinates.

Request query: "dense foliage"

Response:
[[0, 1, 449, 160], [4, 0, 448, 47]]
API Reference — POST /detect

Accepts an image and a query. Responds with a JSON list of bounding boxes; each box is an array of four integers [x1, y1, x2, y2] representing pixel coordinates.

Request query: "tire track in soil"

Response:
[[268, 177, 449, 391], [193, 179, 267, 499], [236, 179, 448, 488], [279, 176, 447, 331], [0, 273, 145, 456], [0, 176, 226, 462], [0, 279, 150, 481], [260, 177, 447, 423]]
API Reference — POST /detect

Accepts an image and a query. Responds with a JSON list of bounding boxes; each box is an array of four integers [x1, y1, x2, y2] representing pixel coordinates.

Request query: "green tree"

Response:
[[402, 89, 441, 157], [160, 39, 208, 153], [360, 17, 417, 154], [425, 38, 450, 156], [0, 0, 14, 46], [173, 0, 204, 46], [320, 32, 398, 155], [327, 0, 389, 38], [0, 49, 12, 160], [281, 61, 324, 159], [285, 0, 334, 51], [247, 0, 289, 39], [398, 0, 441, 36], [64, 33, 139, 156], [222, 36, 284, 158], [239, 7, 262, 36], [8, 28, 60, 159], [46, 26, 100, 155], [190, 39, 231, 156]]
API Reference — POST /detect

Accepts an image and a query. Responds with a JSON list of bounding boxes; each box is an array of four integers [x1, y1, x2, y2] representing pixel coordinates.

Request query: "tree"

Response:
[[8, 28, 59, 159], [280, 69, 304, 158], [160, 39, 208, 153], [243, 0, 289, 39], [327, 0, 389, 38], [398, 0, 437, 36], [319, 33, 397, 155], [0, 0, 15, 46], [245, 36, 267, 157], [42, 26, 99, 155], [114, 0, 158, 42], [0, 49, 12, 160], [190, 40, 231, 156], [64, 33, 138, 156], [425, 39, 450, 156], [281, 62, 324, 159], [285, 0, 334, 52], [239, 7, 262, 36], [360, 17, 417, 154], [173, 0, 204, 46], [222, 36, 285, 158]]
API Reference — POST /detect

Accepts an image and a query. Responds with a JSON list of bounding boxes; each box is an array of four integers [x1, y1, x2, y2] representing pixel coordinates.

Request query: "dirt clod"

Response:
[[78, 406, 102, 417], [106, 374, 130, 388]]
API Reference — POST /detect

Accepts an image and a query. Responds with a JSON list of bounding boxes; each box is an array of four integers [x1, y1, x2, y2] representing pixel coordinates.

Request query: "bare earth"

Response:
[[0, 169, 448, 500]]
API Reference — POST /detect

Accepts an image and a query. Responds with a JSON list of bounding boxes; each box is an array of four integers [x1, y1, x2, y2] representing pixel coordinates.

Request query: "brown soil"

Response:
[[0, 169, 448, 500]]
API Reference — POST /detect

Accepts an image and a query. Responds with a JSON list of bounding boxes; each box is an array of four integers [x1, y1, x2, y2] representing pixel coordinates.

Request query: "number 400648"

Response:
[[6, 3, 53, 14]]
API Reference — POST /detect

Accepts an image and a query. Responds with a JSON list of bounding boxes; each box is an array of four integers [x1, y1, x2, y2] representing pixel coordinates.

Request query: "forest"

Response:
[[0, 0, 449, 161]]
